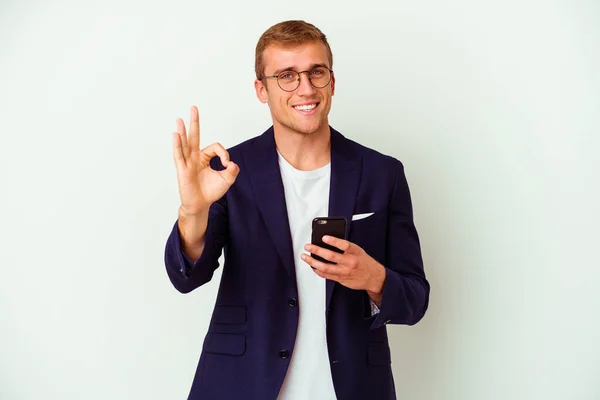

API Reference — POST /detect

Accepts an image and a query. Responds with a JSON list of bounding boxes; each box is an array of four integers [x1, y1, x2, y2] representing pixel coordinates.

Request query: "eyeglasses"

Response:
[[259, 66, 333, 92]]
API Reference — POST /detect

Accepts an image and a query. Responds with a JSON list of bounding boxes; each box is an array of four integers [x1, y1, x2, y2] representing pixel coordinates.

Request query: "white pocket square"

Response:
[[352, 212, 374, 221]]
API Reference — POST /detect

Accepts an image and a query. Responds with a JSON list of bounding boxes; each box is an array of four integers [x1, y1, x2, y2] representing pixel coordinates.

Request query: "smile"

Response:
[[292, 103, 319, 115]]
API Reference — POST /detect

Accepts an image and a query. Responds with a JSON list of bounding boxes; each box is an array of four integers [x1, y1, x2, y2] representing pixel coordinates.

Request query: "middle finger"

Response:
[[189, 106, 200, 153], [305, 244, 344, 264]]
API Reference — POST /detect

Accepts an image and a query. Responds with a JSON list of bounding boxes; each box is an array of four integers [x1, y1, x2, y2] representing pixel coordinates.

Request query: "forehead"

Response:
[[263, 41, 330, 73]]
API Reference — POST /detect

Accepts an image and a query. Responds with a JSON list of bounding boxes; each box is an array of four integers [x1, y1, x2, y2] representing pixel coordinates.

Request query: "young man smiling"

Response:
[[165, 20, 429, 400]]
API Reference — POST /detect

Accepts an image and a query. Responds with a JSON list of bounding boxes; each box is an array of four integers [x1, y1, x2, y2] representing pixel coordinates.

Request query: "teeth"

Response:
[[294, 104, 317, 111]]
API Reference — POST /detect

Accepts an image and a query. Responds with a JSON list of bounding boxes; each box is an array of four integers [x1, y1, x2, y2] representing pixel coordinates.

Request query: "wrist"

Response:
[[367, 264, 386, 295], [177, 206, 210, 252], [178, 204, 210, 219]]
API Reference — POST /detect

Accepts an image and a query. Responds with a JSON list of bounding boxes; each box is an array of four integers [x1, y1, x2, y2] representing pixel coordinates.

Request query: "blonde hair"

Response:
[[255, 20, 333, 79]]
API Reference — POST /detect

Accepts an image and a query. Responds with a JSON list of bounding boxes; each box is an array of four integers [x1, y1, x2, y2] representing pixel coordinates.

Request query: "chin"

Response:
[[293, 118, 327, 135], [274, 114, 327, 136], [295, 125, 322, 136]]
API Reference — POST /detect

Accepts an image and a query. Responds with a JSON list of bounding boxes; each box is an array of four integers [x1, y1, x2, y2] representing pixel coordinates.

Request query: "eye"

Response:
[[311, 68, 326, 76], [278, 71, 296, 80]]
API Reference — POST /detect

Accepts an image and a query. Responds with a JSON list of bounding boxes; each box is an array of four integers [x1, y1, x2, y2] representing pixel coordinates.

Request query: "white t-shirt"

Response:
[[276, 151, 337, 400]]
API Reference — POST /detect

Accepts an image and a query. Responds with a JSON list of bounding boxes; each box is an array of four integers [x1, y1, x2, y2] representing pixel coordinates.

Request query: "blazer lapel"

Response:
[[326, 127, 362, 312], [244, 127, 296, 281]]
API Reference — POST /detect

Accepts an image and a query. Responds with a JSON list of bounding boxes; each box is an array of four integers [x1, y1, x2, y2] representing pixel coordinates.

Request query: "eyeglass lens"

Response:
[[277, 67, 331, 91]]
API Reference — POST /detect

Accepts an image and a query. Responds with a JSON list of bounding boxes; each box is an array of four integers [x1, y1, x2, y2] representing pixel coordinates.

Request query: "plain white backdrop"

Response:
[[1, 1, 599, 399]]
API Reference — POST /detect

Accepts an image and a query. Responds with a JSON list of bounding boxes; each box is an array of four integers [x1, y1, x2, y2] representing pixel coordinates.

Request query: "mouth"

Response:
[[292, 102, 320, 116]]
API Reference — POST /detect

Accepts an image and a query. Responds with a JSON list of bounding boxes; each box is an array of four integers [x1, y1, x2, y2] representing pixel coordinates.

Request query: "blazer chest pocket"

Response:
[[349, 210, 387, 244], [351, 209, 386, 228]]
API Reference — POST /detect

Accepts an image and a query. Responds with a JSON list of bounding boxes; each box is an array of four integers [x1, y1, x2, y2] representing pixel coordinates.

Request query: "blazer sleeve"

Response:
[[370, 160, 430, 330], [164, 195, 228, 294]]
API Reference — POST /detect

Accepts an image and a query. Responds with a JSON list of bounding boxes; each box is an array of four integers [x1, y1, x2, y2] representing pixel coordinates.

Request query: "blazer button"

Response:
[[288, 298, 297, 307], [279, 350, 290, 359]]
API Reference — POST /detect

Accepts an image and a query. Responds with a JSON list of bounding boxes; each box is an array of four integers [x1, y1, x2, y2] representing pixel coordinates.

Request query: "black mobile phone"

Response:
[[311, 217, 347, 264]]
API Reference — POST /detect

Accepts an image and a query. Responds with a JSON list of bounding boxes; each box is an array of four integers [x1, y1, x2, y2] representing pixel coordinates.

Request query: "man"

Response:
[[165, 20, 429, 400]]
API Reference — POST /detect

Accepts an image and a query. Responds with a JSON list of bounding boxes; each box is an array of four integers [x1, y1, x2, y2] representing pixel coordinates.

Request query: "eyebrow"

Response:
[[270, 63, 329, 76]]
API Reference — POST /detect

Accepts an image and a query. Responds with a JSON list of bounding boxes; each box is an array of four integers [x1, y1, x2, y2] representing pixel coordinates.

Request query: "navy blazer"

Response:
[[164, 126, 429, 400]]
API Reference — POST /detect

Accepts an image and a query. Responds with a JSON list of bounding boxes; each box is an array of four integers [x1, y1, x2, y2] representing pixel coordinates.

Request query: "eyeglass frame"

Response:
[[259, 66, 334, 92]]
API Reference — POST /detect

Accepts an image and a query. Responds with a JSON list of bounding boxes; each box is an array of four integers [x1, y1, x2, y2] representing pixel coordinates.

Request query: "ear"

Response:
[[330, 72, 335, 96], [254, 79, 269, 103]]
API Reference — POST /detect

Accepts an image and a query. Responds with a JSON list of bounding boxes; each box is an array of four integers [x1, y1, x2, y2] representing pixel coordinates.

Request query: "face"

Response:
[[254, 41, 335, 137]]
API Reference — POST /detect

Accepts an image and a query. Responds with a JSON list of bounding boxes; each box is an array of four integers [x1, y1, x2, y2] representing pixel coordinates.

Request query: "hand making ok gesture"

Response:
[[172, 106, 240, 216]]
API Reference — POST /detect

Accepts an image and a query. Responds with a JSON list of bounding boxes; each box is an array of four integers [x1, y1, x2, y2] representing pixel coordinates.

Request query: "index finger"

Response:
[[322, 236, 352, 253], [189, 106, 200, 152]]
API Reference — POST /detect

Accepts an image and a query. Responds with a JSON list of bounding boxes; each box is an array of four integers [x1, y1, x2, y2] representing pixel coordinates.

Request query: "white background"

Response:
[[1, 1, 599, 399]]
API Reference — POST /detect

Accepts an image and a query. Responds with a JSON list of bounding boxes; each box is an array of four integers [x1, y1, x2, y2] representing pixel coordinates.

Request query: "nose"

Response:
[[295, 71, 317, 96]]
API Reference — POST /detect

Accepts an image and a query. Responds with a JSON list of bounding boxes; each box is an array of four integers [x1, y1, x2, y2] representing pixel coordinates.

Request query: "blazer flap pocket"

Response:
[[367, 343, 391, 366], [204, 333, 246, 356], [213, 305, 247, 325]]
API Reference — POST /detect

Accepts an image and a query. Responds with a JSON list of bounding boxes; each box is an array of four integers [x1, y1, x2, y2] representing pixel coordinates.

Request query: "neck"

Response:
[[273, 123, 331, 171]]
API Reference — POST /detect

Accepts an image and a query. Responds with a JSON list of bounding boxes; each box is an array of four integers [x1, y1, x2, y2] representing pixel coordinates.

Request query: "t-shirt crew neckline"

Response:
[[276, 150, 331, 180]]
